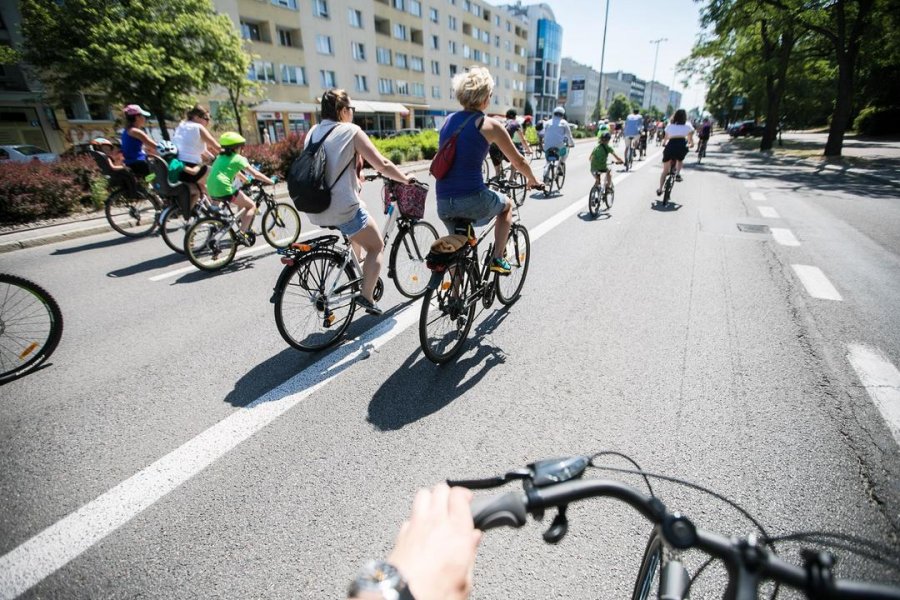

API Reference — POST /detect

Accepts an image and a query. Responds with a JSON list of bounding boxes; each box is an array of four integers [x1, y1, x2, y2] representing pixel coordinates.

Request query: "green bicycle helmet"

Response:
[[219, 131, 246, 147]]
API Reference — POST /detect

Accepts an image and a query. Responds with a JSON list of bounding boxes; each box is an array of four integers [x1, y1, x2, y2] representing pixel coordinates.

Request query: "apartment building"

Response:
[[558, 58, 600, 125], [643, 80, 670, 112], [668, 89, 682, 111], [501, 2, 560, 121], [213, 0, 529, 143]]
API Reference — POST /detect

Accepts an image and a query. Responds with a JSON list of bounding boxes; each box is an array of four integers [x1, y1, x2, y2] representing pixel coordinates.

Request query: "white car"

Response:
[[0, 145, 59, 163]]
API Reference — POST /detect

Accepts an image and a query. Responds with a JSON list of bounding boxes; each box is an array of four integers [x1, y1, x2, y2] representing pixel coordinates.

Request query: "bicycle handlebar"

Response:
[[468, 478, 900, 600]]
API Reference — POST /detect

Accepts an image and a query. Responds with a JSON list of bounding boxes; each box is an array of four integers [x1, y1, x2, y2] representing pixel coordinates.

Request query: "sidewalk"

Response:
[[724, 132, 900, 188]]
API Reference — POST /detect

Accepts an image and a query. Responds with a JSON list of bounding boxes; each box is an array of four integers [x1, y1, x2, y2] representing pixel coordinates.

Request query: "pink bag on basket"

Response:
[[389, 181, 429, 220]]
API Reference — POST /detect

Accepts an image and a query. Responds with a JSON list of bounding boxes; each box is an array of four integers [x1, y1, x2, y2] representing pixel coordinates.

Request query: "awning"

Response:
[[350, 100, 410, 116], [250, 100, 319, 113]]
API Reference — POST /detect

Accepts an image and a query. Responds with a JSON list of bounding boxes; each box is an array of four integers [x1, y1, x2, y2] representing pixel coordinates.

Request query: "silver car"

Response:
[[0, 144, 59, 163]]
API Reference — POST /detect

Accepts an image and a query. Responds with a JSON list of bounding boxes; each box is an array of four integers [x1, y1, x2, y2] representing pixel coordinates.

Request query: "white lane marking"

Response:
[[0, 148, 662, 600], [847, 344, 900, 446], [148, 231, 321, 282], [743, 181, 758, 188], [791, 264, 842, 301], [758, 206, 780, 219], [749, 192, 766, 201], [771, 227, 800, 247]]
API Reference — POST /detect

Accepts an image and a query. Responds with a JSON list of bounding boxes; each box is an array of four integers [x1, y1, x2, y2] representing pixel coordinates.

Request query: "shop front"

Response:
[[250, 101, 320, 144]]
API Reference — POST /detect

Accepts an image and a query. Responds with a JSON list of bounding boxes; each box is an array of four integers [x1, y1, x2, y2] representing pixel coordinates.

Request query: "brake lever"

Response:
[[448, 467, 533, 490]]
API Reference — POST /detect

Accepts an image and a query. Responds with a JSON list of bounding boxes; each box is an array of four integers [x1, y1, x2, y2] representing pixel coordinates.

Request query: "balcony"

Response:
[[411, 28, 424, 45], [374, 16, 390, 36]]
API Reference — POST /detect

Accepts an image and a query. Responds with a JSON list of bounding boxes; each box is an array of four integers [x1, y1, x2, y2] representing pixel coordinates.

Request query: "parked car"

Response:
[[386, 128, 422, 138], [728, 120, 765, 137], [0, 144, 59, 163]]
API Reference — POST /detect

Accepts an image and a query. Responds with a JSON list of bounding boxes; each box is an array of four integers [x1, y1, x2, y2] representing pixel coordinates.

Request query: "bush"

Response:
[[241, 143, 281, 178], [853, 106, 900, 136], [0, 161, 87, 224], [371, 130, 438, 164]]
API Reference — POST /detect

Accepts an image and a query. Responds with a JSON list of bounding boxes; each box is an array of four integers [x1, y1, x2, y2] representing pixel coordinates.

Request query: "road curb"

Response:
[[0, 223, 119, 254]]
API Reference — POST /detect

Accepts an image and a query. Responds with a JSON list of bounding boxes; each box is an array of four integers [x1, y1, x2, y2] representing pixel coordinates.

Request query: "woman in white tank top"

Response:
[[172, 105, 221, 203]]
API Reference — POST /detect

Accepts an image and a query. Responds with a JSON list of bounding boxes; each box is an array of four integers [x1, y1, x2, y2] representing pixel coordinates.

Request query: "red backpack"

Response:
[[429, 112, 480, 180]]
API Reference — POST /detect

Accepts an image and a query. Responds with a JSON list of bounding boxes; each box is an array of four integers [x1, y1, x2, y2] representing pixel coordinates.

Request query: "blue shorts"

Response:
[[437, 187, 508, 232], [337, 206, 369, 237]]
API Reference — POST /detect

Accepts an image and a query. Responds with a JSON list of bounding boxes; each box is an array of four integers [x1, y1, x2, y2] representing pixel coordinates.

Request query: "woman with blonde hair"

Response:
[[301, 89, 414, 315], [435, 66, 541, 275]]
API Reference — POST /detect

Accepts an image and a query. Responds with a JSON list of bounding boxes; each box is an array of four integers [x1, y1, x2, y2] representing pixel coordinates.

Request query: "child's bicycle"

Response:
[[588, 174, 615, 217], [184, 178, 301, 272]]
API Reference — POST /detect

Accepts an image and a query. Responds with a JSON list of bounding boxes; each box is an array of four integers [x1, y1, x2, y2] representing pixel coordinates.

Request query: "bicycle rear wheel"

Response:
[[105, 187, 160, 237], [0, 274, 63, 384], [275, 252, 357, 351], [604, 185, 615, 210], [509, 170, 527, 206], [159, 204, 195, 254], [495, 224, 530, 305], [262, 202, 301, 248], [555, 162, 566, 190], [625, 146, 633, 170], [588, 185, 602, 218], [632, 529, 663, 600], [185, 217, 237, 271], [543, 164, 554, 197], [482, 158, 491, 183], [419, 261, 478, 364], [390, 221, 439, 299]]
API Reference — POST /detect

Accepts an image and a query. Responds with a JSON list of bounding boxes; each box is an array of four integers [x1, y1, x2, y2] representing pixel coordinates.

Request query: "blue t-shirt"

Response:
[[435, 111, 488, 199], [624, 114, 643, 137], [121, 128, 147, 164]]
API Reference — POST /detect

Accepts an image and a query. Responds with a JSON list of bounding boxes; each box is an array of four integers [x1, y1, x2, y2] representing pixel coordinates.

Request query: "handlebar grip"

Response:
[[471, 492, 528, 531]]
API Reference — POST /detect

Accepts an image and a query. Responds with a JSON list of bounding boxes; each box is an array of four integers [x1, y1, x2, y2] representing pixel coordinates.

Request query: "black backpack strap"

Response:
[[309, 123, 340, 149]]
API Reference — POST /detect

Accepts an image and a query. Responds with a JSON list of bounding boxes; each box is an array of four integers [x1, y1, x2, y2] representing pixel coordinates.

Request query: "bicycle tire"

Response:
[[0, 274, 63, 384], [185, 217, 237, 271], [105, 187, 160, 237], [632, 529, 663, 600], [604, 185, 615, 210], [543, 164, 554, 198], [556, 162, 566, 191], [262, 202, 301, 248], [495, 224, 530, 305], [159, 204, 194, 254], [588, 185, 602, 218], [274, 251, 357, 352], [509, 171, 527, 206], [625, 146, 633, 171], [390, 220, 439, 299], [482, 158, 491, 184], [419, 260, 478, 364]]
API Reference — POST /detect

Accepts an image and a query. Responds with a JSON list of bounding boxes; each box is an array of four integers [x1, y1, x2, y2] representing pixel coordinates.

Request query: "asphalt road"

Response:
[[1, 135, 899, 598]]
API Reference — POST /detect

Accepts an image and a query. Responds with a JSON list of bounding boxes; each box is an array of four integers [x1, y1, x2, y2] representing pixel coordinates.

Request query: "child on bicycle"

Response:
[[590, 132, 623, 191], [207, 132, 276, 246]]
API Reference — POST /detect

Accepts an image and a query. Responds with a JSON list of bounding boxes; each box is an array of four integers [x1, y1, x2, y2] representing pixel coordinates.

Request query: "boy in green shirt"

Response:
[[590, 132, 623, 191]]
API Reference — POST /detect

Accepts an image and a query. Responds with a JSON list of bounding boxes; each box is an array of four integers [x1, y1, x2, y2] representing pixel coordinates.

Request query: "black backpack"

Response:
[[288, 124, 353, 214]]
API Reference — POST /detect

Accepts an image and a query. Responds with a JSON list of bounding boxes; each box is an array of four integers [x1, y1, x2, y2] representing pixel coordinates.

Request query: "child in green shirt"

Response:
[[590, 132, 623, 191]]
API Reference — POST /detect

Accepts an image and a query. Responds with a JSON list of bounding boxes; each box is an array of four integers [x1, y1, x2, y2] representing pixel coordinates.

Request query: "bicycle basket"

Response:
[[391, 181, 429, 219]]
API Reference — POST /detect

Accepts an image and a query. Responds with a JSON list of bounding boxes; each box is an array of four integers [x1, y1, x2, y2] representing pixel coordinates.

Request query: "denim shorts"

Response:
[[337, 206, 369, 237], [437, 187, 507, 232]]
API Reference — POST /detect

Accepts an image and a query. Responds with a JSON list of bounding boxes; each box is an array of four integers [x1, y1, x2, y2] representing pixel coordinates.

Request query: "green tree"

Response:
[[20, 0, 249, 140], [212, 55, 259, 137], [607, 94, 631, 121], [0, 46, 17, 64]]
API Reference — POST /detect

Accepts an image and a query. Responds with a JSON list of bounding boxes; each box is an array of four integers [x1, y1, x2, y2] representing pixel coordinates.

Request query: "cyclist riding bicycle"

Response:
[[488, 109, 531, 180], [697, 117, 712, 152], [206, 132, 276, 247], [657, 109, 695, 196], [542, 106, 575, 181], [121, 104, 160, 179], [591, 132, 624, 192], [435, 66, 541, 275], [623, 109, 643, 156]]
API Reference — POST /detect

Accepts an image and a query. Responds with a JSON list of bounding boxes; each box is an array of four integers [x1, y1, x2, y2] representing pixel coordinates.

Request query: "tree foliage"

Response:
[[20, 0, 249, 140], [607, 94, 631, 121]]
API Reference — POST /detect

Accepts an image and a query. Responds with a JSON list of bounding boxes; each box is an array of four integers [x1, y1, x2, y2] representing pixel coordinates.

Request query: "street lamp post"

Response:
[[596, 0, 610, 120], [648, 37, 667, 116]]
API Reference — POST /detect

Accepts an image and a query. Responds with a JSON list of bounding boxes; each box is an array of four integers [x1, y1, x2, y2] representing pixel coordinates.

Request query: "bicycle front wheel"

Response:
[[390, 221, 439, 299], [556, 162, 566, 190], [105, 187, 160, 237], [274, 252, 357, 351], [159, 205, 195, 254], [185, 218, 237, 271], [543, 165, 554, 197], [588, 185, 602, 218], [262, 202, 301, 248], [495, 224, 530, 305], [604, 185, 615, 210], [632, 529, 663, 600], [509, 171, 527, 206], [419, 261, 478, 364], [0, 274, 63, 384]]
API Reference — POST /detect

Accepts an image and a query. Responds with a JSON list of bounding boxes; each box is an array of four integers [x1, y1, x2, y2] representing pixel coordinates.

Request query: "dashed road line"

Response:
[[758, 206, 780, 219], [847, 344, 900, 445], [771, 227, 800, 247], [749, 192, 766, 201], [791, 264, 842, 301]]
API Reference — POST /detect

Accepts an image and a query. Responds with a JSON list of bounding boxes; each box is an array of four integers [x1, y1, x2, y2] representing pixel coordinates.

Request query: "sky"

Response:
[[544, 0, 709, 110]]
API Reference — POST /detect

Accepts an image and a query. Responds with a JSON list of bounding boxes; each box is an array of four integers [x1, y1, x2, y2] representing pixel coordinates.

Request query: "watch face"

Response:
[[349, 560, 409, 600]]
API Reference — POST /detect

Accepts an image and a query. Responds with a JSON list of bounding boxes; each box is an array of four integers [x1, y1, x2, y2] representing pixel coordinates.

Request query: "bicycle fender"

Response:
[[426, 271, 445, 290]]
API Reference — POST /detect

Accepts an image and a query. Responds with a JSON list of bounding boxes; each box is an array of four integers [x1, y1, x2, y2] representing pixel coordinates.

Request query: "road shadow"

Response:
[[651, 200, 683, 212], [367, 308, 510, 431], [51, 235, 138, 255], [577, 211, 612, 221], [107, 252, 184, 278], [171, 250, 274, 284]]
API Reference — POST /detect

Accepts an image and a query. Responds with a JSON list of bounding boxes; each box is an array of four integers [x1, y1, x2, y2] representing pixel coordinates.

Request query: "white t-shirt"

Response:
[[665, 123, 694, 138], [302, 120, 361, 227], [173, 121, 207, 164]]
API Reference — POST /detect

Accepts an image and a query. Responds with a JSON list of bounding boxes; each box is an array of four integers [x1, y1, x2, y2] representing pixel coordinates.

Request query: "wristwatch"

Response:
[[348, 560, 415, 600]]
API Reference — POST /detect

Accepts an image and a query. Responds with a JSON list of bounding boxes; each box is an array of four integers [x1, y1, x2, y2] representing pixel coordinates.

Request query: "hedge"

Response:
[[853, 106, 900, 136], [0, 156, 104, 225], [371, 130, 439, 164], [242, 131, 306, 178]]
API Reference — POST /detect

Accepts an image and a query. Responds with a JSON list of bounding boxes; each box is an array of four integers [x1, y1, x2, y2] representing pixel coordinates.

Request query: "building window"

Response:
[[393, 0, 405, 10], [352, 42, 366, 61], [320, 70, 337, 87], [449, 64, 458, 76], [448, 15, 456, 30], [271, 0, 297, 8], [249, 61, 276, 82], [506, 20, 511, 32], [494, 14, 500, 25], [412, 82, 425, 97], [348, 8, 363, 27], [314, 0, 329, 18], [393, 23, 407, 40], [355, 75, 369, 92], [430, 35, 439, 50], [463, 44, 470, 59], [397, 80, 409, 95], [481, 31, 489, 43], [448, 40, 457, 54], [281, 65, 307, 85], [376, 47, 392, 64], [429, 7, 438, 22], [395, 53, 408, 69], [316, 35, 333, 54], [431, 86, 441, 99], [410, 0, 422, 16], [430, 60, 440, 75], [379, 78, 394, 94], [410, 56, 424, 72], [278, 28, 298, 47], [240, 21, 262, 41]]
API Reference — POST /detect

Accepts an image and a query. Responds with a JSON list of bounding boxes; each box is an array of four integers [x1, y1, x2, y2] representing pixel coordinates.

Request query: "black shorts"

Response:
[[662, 139, 689, 162], [178, 162, 208, 184], [126, 160, 150, 178], [489, 143, 505, 165]]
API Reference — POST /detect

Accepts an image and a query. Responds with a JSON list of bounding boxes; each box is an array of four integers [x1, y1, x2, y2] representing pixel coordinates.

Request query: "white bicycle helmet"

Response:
[[157, 140, 178, 158], [553, 106, 566, 116]]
